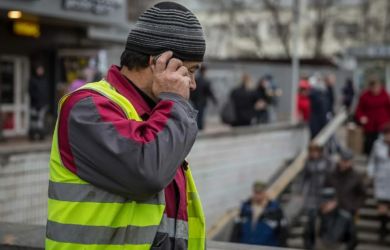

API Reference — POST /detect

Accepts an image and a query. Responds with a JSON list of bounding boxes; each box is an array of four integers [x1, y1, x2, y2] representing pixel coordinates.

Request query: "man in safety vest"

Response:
[[46, 2, 206, 250]]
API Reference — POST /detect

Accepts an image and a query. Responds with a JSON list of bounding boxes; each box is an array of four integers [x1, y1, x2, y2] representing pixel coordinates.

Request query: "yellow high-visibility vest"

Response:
[[46, 80, 206, 250]]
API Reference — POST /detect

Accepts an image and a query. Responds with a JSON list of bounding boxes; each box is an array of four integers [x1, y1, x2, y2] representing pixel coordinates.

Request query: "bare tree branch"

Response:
[[312, 0, 334, 58], [263, 0, 291, 58]]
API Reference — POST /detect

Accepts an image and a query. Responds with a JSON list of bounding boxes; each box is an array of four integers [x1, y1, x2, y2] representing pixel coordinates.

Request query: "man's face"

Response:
[[36, 66, 44, 76], [321, 199, 338, 214], [370, 82, 382, 95], [338, 159, 352, 172], [325, 75, 336, 87], [183, 61, 201, 91], [252, 190, 267, 204], [309, 148, 322, 160]]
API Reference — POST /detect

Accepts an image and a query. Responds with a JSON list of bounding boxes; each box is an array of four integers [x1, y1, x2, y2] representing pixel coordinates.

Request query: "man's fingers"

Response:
[[166, 58, 183, 72], [155, 51, 173, 72], [176, 66, 189, 76]]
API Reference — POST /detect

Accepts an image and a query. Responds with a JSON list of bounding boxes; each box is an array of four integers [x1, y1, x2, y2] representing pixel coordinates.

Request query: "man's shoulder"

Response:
[[61, 89, 124, 118]]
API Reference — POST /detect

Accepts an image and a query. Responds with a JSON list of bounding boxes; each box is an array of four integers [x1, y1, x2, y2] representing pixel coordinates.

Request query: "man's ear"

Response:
[[148, 56, 154, 66]]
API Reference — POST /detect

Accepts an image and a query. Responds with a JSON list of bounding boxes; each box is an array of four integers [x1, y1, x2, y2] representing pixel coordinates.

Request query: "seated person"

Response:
[[316, 188, 358, 250], [230, 181, 288, 247]]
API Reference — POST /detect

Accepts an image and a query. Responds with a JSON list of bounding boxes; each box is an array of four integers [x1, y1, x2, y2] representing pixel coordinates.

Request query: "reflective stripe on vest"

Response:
[[46, 80, 206, 250]]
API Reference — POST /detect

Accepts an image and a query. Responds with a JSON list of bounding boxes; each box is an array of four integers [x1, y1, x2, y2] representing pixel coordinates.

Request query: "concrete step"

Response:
[[288, 235, 390, 250], [359, 208, 379, 220], [288, 226, 390, 244]]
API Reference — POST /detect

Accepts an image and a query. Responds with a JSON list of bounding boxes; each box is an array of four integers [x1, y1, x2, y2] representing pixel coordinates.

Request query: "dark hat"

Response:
[[125, 1, 206, 62], [339, 149, 354, 161], [321, 187, 336, 203]]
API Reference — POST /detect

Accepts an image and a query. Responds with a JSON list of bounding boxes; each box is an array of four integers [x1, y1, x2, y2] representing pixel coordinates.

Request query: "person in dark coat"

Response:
[[325, 150, 366, 215], [342, 78, 355, 112], [309, 80, 328, 138], [230, 74, 257, 126], [355, 78, 390, 155], [300, 143, 333, 250], [28, 64, 49, 140], [254, 77, 272, 124], [190, 65, 217, 130], [316, 188, 358, 250], [324, 74, 336, 117], [231, 182, 288, 247]]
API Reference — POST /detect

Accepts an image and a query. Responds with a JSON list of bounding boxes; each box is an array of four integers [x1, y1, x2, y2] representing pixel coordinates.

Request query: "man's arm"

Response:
[[60, 90, 198, 201]]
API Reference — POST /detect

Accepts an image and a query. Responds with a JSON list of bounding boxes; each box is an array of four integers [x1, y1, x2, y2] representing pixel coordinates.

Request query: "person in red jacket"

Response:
[[297, 79, 311, 123], [355, 79, 390, 155]]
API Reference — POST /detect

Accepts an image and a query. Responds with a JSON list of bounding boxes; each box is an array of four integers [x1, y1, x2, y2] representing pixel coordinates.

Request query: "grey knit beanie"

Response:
[[125, 1, 206, 62]]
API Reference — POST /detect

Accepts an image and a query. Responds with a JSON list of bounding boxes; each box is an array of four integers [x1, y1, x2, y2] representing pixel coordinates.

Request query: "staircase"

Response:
[[286, 157, 390, 250]]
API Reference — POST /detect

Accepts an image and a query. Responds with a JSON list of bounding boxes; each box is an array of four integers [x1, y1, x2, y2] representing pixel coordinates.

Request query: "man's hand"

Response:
[[151, 51, 191, 100]]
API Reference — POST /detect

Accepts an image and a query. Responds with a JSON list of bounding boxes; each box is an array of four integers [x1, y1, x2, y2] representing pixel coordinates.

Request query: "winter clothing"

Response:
[[301, 157, 333, 249], [29, 75, 49, 109], [47, 65, 205, 250], [300, 157, 333, 210], [355, 88, 390, 154], [232, 200, 288, 247], [325, 167, 366, 213], [125, 2, 205, 61], [297, 93, 311, 122], [28, 75, 49, 140], [317, 208, 358, 250], [190, 73, 216, 130], [309, 88, 328, 138], [355, 88, 390, 133], [368, 137, 390, 202], [230, 86, 257, 126], [342, 80, 355, 111], [254, 85, 271, 124], [324, 85, 335, 116]]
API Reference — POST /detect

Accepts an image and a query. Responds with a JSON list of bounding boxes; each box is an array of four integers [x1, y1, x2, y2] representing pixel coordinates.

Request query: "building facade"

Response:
[[0, 0, 129, 137]]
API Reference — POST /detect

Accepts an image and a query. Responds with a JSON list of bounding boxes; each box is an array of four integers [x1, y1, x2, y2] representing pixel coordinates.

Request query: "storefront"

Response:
[[348, 45, 390, 90], [0, 0, 129, 137]]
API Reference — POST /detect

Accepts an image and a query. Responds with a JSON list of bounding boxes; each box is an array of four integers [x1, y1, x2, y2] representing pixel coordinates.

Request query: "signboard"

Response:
[[348, 45, 390, 59], [63, 0, 122, 15], [13, 21, 40, 38]]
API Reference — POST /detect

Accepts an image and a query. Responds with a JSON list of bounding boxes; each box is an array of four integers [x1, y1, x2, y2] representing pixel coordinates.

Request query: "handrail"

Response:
[[208, 109, 348, 239], [267, 109, 347, 199]]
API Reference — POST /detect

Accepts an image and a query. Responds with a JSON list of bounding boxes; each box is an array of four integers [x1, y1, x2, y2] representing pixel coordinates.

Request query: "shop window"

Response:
[[0, 61, 14, 104]]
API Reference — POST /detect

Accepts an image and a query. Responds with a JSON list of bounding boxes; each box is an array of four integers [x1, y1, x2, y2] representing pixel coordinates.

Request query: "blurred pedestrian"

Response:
[[67, 70, 87, 93], [254, 77, 271, 124], [230, 74, 257, 126], [342, 78, 355, 113], [0, 77, 4, 142], [368, 122, 390, 242], [28, 64, 49, 141], [324, 74, 336, 118], [355, 78, 390, 155], [264, 75, 282, 123], [316, 188, 358, 250], [231, 181, 288, 247], [308, 74, 328, 138], [297, 79, 311, 123], [325, 150, 366, 216], [300, 143, 333, 250], [190, 65, 217, 130]]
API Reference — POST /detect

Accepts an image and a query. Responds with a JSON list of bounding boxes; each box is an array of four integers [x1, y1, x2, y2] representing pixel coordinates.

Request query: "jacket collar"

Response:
[[105, 65, 152, 117]]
